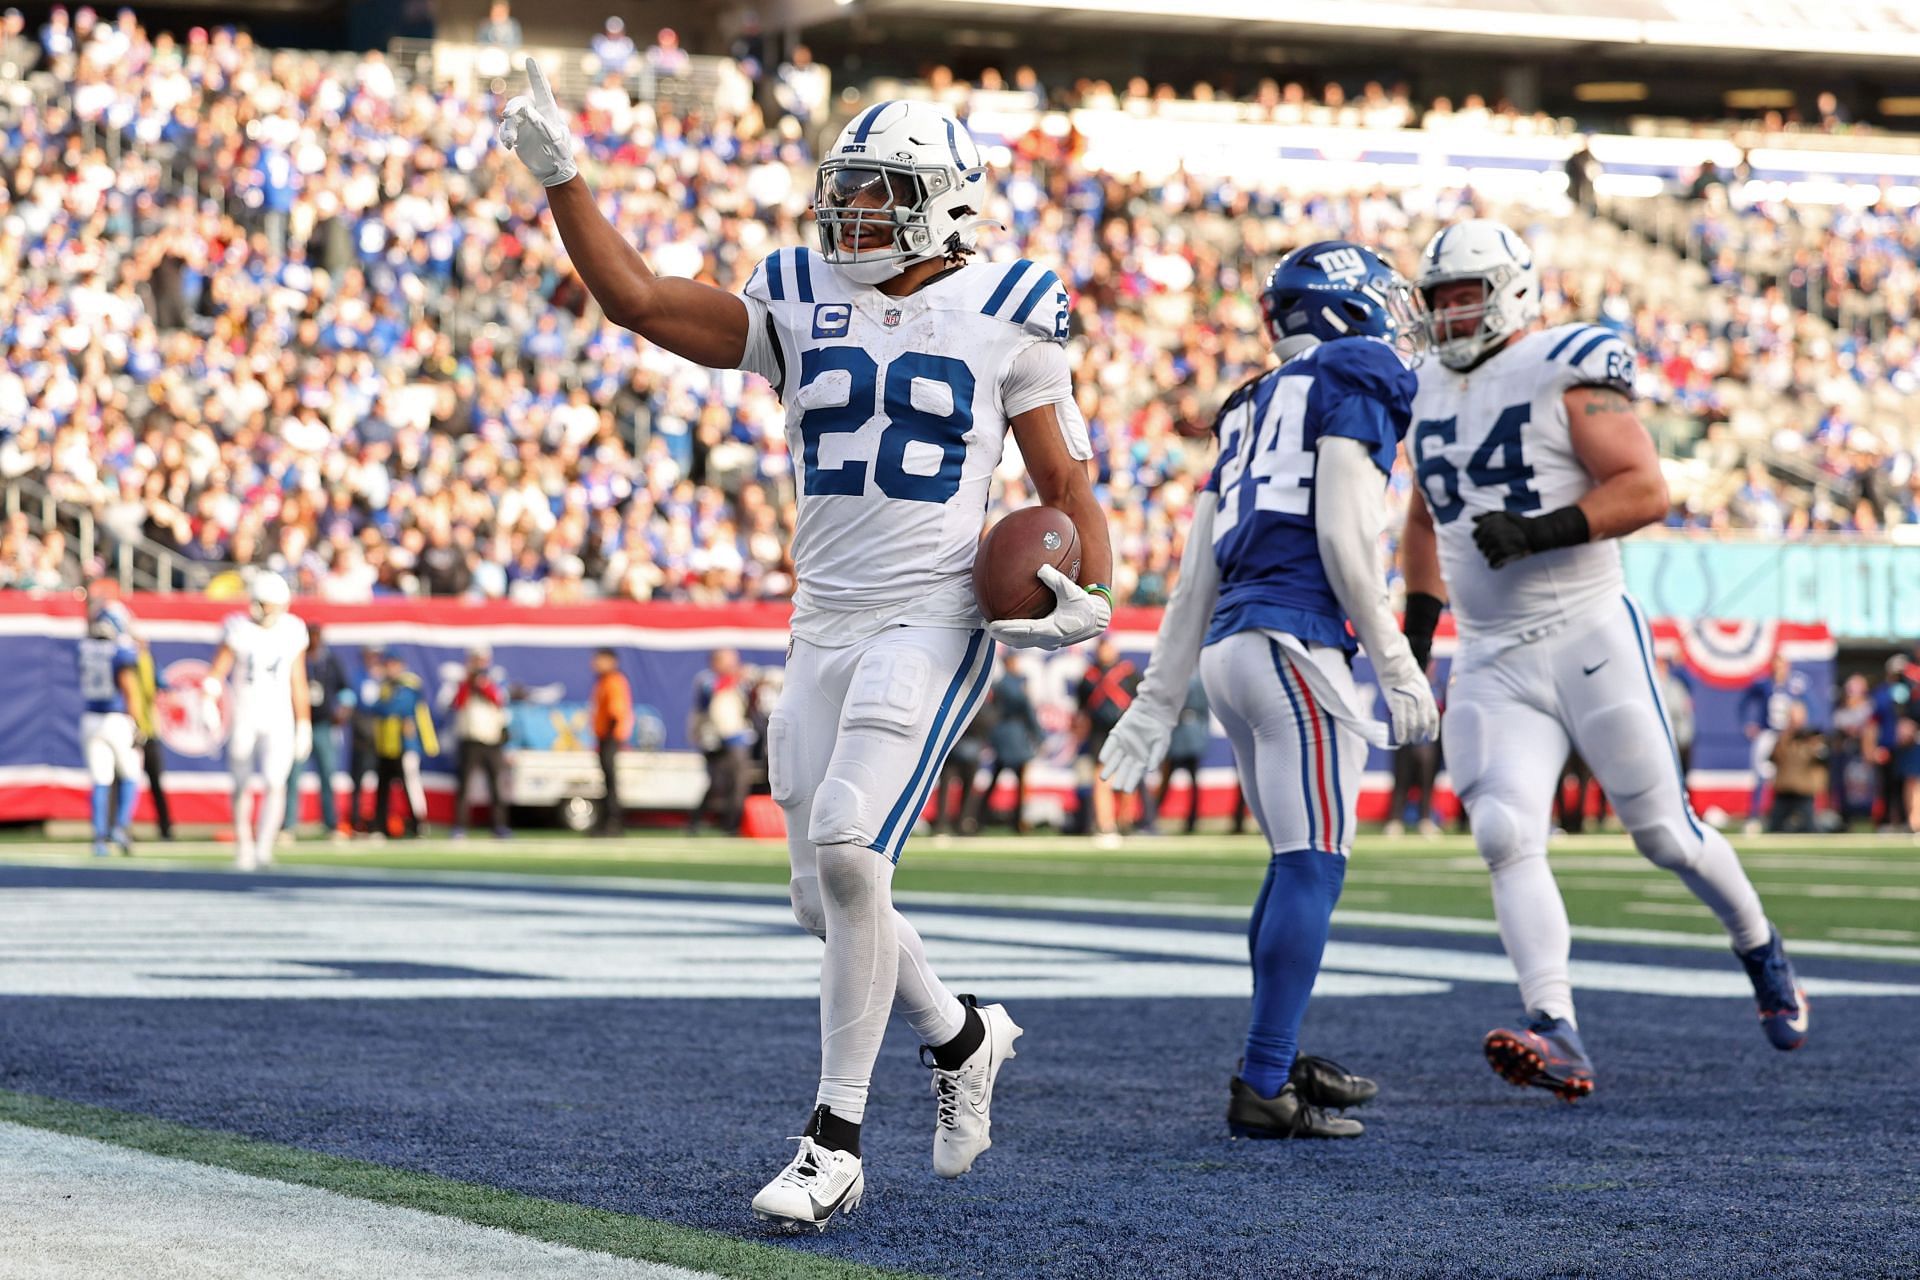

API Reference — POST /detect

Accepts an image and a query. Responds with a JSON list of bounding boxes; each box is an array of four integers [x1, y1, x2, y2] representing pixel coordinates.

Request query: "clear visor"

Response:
[[822, 166, 916, 209], [1381, 278, 1431, 362]]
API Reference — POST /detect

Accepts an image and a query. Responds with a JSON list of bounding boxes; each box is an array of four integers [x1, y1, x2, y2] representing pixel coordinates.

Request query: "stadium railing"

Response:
[[3, 477, 228, 595], [386, 39, 734, 113]]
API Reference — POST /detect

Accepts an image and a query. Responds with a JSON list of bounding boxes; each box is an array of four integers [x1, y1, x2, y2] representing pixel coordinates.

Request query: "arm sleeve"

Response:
[[1315, 436, 1421, 687], [1000, 340, 1092, 460], [1130, 492, 1221, 724]]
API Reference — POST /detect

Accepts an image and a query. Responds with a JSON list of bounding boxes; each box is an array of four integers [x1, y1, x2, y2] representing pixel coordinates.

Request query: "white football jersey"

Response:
[[1409, 323, 1636, 649], [738, 248, 1087, 646], [221, 611, 309, 725]]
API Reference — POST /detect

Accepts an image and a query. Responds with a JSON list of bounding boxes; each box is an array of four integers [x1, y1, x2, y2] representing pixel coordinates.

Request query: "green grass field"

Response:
[[11, 828, 1919, 954]]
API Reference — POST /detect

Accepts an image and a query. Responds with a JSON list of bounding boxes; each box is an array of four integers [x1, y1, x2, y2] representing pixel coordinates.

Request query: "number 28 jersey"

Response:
[[737, 248, 1087, 647], [1409, 323, 1635, 648]]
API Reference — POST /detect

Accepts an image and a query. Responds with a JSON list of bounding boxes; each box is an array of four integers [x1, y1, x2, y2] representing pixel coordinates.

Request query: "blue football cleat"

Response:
[[1736, 928, 1809, 1051], [1484, 1012, 1595, 1102], [91, 838, 110, 859]]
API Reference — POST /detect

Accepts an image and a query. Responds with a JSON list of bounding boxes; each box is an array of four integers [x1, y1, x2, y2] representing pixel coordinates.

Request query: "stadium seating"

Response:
[[3, 11, 1916, 608]]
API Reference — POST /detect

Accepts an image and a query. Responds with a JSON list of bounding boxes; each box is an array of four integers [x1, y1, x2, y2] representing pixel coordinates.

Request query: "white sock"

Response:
[[893, 910, 966, 1048], [814, 843, 899, 1125], [1675, 827, 1772, 953], [1489, 851, 1576, 1026]]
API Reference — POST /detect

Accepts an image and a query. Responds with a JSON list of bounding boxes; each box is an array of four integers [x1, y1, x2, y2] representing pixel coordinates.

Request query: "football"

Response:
[[972, 506, 1083, 621]]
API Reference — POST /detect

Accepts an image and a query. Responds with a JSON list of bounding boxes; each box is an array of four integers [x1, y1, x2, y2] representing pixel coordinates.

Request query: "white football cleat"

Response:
[[927, 997, 1022, 1178], [751, 1135, 863, 1231], [234, 834, 257, 872]]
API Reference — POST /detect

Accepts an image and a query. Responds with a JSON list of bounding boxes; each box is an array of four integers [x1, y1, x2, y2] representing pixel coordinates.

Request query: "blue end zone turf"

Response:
[[2, 864, 1915, 1280]]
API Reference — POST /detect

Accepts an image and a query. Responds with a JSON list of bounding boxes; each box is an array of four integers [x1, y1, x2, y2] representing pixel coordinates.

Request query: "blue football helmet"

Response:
[[1260, 241, 1427, 363]]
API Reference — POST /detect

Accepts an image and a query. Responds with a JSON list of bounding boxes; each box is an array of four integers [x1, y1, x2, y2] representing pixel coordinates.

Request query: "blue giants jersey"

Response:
[[1202, 337, 1416, 652], [78, 636, 138, 714]]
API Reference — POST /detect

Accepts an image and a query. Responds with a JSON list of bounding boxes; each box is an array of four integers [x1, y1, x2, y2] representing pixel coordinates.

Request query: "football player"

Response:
[[77, 600, 142, 858], [1101, 242, 1440, 1139], [1401, 219, 1806, 1101], [203, 575, 312, 871], [501, 67, 1112, 1227]]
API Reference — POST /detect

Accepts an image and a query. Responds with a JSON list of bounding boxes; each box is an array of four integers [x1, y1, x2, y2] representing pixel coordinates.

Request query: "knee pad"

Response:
[[808, 760, 882, 848], [816, 841, 885, 912], [1467, 796, 1533, 874], [1629, 819, 1698, 873], [789, 875, 827, 940]]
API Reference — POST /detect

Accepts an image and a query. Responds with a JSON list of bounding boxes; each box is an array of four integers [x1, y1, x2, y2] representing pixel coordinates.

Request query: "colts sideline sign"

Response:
[[0, 596, 1832, 825]]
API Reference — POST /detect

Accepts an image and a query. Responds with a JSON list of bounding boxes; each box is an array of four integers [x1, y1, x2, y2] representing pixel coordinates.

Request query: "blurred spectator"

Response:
[[1741, 655, 1806, 833], [347, 647, 385, 833], [589, 647, 632, 836], [978, 654, 1042, 833], [474, 1, 521, 47], [688, 648, 752, 835], [1149, 673, 1211, 836], [370, 652, 436, 839], [647, 26, 689, 79], [1871, 655, 1912, 830], [287, 623, 349, 838], [1832, 672, 1878, 826], [591, 16, 635, 76], [1, 7, 36, 72], [1766, 702, 1828, 833], [775, 44, 830, 131], [931, 702, 990, 837], [131, 633, 172, 840], [451, 644, 511, 839], [1077, 638, 1139, 845]]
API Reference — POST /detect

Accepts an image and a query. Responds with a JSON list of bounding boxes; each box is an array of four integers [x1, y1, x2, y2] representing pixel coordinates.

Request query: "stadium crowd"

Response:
[[2, 6, 1919, 610]]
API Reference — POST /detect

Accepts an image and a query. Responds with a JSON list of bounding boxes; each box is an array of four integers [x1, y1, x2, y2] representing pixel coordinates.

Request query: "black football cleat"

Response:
[[1288, 1054, 1378, 1110], [1228, 1078, 1364, 1139]]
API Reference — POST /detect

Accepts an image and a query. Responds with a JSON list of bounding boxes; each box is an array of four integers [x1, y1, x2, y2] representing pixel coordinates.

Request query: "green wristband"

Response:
[[1086, 583, 1115, 607]]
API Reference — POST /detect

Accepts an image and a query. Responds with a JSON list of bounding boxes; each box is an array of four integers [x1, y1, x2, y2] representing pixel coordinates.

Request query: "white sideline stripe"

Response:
[[0, 1123, 720, 1280], [8, 855, 1920, 965]]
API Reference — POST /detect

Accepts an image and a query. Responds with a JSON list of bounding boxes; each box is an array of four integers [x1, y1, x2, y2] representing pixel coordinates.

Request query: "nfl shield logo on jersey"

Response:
[[883, 307, 902, 327]]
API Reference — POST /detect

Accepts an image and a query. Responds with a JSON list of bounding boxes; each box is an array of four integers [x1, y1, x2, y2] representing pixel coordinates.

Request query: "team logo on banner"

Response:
[[157, 658, 228, 757]]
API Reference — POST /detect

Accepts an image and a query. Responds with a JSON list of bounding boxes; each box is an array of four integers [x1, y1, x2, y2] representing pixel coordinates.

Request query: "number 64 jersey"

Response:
[[735, 248, 1090, 647], [1409, 323, 1636, 650]]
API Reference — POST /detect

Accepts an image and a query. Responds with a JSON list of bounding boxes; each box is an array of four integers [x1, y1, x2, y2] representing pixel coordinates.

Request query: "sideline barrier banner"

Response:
[[0, 597, 1832, 827]]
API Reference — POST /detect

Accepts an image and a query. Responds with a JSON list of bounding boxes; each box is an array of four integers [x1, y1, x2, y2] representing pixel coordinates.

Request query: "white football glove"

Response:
[[498, 57, 578, 187], [1098, 704, 1175, 794], [294, 719, 313, 764], [200, 676, 224, 734], [1373, 651, 1440, 748], [985, 564, 1112, 651]]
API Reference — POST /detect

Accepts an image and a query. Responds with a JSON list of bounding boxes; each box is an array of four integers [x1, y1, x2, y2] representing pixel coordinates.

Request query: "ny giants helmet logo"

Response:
[[1313, 247, 1369, 287]]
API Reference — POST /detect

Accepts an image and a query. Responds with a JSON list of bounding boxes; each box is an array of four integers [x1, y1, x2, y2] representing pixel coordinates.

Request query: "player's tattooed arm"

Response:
[[1010, 403, 1113, 590], [1564, 385, 1669, 541], [543, 180, 751, 369]]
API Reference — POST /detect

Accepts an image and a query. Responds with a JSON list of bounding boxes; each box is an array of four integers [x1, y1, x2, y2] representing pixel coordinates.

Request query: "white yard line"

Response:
[[0, 1124, 719, 1280]]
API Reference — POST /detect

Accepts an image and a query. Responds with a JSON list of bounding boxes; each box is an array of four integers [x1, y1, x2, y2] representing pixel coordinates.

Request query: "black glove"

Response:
[[1403, 592, 1445, 672], [1472, 506, 1590, 570]]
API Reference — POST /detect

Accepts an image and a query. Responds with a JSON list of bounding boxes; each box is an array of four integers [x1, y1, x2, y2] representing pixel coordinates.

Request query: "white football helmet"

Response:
[[814, 100, 996, 285], [249, 572, 291, 622], [1416, 219, 1541, 371]]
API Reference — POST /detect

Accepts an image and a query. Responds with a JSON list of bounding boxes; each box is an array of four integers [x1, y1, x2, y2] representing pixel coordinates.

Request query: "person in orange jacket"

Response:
[[590, 648, 633, 836]]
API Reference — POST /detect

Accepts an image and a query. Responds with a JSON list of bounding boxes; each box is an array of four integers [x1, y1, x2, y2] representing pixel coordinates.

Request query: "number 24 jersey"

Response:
[[1409, 322, 1636, 648], [736, 248, 1086, 647]]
